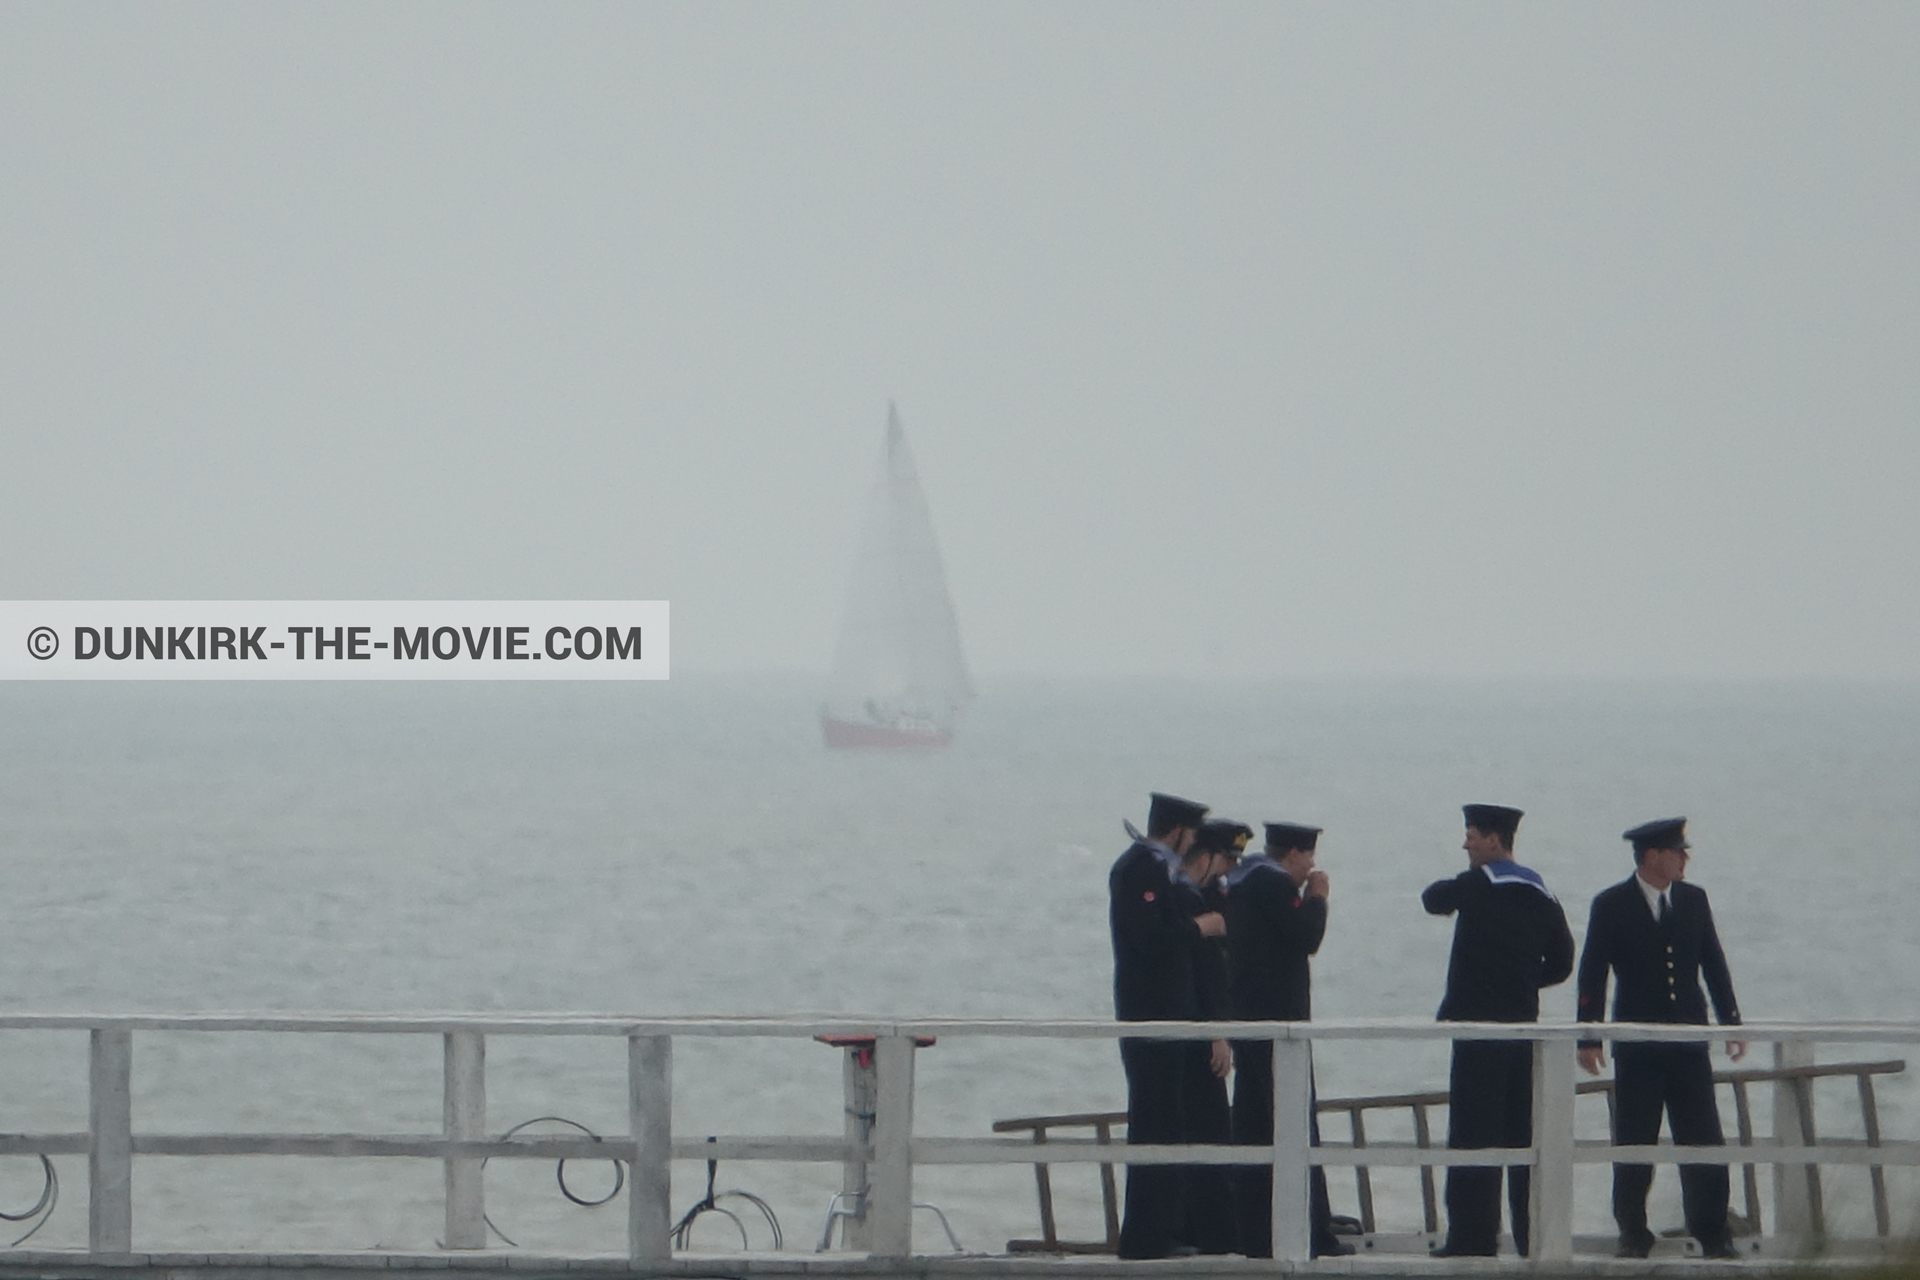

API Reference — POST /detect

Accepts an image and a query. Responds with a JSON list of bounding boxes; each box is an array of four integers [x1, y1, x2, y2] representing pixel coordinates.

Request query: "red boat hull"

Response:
[[820, 715, 953, 750]]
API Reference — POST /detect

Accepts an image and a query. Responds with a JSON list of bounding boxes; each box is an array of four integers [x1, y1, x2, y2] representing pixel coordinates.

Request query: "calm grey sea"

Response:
[[0, 677, 1914, 1252]]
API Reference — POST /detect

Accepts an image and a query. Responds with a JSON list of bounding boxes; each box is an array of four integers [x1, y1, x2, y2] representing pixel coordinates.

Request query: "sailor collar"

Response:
[[1482, 859, 1556, 900], [1223, 853, 1289, 890], [1123, 819, 1184, 873]]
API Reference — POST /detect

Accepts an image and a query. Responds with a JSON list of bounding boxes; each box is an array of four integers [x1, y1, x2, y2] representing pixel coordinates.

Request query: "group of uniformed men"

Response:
[[1108, 793, 1746, 1261]]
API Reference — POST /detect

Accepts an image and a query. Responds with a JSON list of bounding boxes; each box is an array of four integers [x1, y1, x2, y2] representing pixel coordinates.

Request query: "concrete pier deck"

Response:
[[0, 1252, 1902, 1280]]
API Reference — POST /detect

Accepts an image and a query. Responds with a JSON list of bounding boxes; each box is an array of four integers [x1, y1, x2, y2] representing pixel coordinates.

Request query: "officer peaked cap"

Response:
[[1463, 804, 1523, 839], [1194, 820, 1254, 855], [1623, 817, 1689, 852], [1147, 792, 1208, 832], [1263, 822, 1321, 853]]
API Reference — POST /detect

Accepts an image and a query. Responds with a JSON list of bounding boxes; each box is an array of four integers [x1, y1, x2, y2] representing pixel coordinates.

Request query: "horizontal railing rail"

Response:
[[908, 1137, 1920, 1166], [0, 1013, 1913, 1264], [0, 1134, 859, 1161], [4, 1013, 1920, 1038]]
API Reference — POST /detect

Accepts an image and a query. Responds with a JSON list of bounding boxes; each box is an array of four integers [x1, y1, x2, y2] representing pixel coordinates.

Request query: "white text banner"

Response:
[[0, 602, 669, 680]]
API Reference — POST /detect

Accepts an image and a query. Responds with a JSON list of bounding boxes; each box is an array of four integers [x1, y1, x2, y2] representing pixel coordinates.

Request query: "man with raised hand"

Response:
[[1423, 804, 1575, 1258], [1109, 791, 1216, 1259], [1577, 817, 1746, 1261], [1224, 821, 1349, 1258], [1172, 818, 1251, 1255]]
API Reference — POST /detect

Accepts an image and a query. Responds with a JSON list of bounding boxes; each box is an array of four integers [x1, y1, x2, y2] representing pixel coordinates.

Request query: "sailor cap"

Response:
[[1263, 822, 1322, 854], [1623, 817, 1690, 852], [1147, 792, 1209, 833], [1463, 804, 1523, 840]]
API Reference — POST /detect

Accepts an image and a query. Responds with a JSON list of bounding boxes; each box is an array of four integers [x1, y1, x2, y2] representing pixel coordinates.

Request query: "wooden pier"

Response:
[[0, 1014, 1912, 1279]]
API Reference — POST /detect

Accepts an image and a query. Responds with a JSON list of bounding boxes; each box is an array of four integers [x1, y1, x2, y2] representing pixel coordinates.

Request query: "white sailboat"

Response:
[[821, 404, 973, 749]]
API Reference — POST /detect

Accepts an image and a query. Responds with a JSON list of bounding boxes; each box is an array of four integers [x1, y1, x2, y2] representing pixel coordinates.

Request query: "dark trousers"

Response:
[[1118, 1038, 1190, 1259], [1611, 1041, 1731, 1250], [1179, 1041, 1239, 1254], [1228, 1039, 1337, 1258], [1444, 1039, 1533, 1257]]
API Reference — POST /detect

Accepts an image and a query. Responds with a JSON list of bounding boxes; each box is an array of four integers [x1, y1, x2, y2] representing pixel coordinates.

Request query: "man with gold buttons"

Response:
[[1575, 818, 1747, 1260]]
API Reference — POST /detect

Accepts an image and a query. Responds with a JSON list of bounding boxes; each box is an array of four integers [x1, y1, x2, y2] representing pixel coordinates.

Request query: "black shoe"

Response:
[[1313, 1240, 1356, 1258], [1431, 1245, 1495, 1258], [1117, 1243, 1200, 1261], [1699, 1240, 1741, 1260], [1616, 1235, 1655, 1259]]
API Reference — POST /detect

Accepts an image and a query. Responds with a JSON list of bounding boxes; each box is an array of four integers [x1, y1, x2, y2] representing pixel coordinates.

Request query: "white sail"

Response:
[[823, 404, 972, 741]]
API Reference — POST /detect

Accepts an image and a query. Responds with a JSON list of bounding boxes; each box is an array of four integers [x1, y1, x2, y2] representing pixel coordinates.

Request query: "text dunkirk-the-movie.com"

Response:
[[1, 602, 669, 680]]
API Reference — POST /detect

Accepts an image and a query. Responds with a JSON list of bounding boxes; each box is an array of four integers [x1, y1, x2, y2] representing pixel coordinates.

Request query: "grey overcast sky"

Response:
[[2, 3, 1915, 679]]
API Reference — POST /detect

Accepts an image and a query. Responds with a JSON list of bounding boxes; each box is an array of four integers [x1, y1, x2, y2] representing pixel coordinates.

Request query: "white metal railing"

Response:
[[0, 1014, 1914, 1263]]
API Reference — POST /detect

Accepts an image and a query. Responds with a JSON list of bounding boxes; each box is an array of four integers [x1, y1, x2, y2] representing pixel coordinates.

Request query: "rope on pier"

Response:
[[670, 1136, 783, 1251], [0, 1154, 57, 1246], [480, 1116, 624, 1248], [476, 1119, 782, 1252]]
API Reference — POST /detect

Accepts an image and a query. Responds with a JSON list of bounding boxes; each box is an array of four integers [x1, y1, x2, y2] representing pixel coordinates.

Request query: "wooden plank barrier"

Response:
[[992, 1057, 1906, 1254]]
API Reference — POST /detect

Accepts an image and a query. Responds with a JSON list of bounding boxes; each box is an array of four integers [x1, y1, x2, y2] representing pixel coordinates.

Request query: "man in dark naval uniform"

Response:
[[1173, 819, 1251, 1254], [1422, 804, 1575, 1258], [1223, 821, 1350, 1258], [1109, 791, 1217, 1259], [1576, 817, 1746, 1260]]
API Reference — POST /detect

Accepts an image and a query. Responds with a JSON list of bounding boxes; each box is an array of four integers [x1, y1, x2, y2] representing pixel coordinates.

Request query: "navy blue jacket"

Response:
[[1223, 858, 1327, 1022], [1109, 840, 1203, 1022], [1576, 876, 1741, 1044], [1423, 861, 1575, 1023], [1188, 879, 1234, 1021]]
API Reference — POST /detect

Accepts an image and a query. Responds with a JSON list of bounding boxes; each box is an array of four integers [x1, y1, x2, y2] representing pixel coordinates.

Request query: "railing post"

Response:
[[628, 1034, 673, 1261], [1269, 1035, 1312, 1261], [88, 1028, 133, 1255], [1095, 1121, 1121, 1249], [868, 1033, 916, 1258], [1529, 1034, 1575, 1262], [1772, 1039, 1817, 1240], [442, 1031, 486, 1249], [839, 1041, 877, 1249], [1349, 1106, 1377, 1234], [1733, 1080, 1763, 1233], [1032, 1127, 1059, 1247], [1856, 1071, 1891, 1238]]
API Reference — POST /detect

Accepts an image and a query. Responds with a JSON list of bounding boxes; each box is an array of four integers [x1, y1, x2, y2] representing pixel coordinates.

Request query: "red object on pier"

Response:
[[815, 1032, 938, 1068]]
